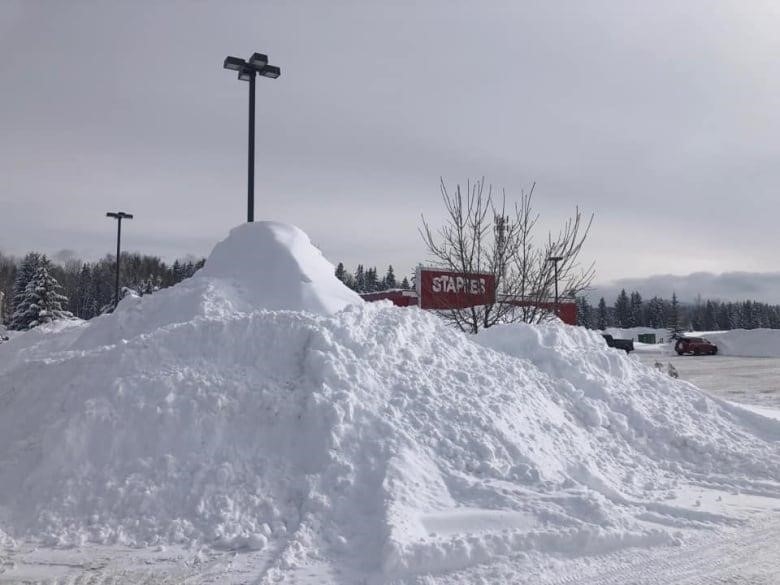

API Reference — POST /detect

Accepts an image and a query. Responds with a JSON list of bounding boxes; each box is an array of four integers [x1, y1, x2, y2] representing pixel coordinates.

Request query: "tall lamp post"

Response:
[[547, 255, 564, 318], [223, 52, 281, 223], [106, 211, 133, 307]]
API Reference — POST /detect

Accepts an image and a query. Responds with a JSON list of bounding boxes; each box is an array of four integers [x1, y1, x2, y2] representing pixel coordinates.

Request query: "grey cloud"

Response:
[[2, 1, 780, 282], [589, 272, 780, 305]]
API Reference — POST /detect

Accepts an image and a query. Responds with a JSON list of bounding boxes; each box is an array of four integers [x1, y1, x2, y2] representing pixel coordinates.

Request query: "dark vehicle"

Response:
[[675, 337, 718, 356], [602, 334, 634, 354]]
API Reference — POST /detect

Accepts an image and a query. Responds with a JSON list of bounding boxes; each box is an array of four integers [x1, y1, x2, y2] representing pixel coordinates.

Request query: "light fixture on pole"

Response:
[[106, 211, 133, 307], [223, 52, 281, 223], [547, 255, 564, 318]]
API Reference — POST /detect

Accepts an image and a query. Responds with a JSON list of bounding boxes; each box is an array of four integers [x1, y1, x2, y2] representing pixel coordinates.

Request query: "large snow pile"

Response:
[[698, 329, 780, 358], [0, 222, 778, 583]]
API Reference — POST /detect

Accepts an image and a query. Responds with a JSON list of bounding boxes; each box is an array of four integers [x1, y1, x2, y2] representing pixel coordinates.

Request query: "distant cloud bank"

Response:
[[588, 272, 780, 305]]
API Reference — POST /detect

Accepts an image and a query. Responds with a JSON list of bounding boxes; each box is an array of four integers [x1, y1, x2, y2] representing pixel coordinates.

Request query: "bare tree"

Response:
[[419, 178, 594, 333]]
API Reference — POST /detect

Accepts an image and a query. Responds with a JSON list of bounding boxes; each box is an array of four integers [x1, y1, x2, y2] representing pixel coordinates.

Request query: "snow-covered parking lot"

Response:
[[635, 348, 780, 411]]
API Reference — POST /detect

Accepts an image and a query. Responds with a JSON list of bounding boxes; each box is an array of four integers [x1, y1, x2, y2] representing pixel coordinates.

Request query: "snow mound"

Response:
[[198, 221, 363, 315], [70, 221, 363, 348], [0, 223, 778, 583], [702, 329, 780, 358]]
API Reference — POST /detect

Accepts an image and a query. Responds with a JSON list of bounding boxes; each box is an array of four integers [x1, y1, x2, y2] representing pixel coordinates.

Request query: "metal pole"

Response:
[[247, 72, 256, 223], [554, 261, 559, 317], [114, 217, 122, 306]]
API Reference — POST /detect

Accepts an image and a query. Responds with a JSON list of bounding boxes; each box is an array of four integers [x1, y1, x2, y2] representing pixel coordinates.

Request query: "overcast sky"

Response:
[[2, 1, 780, 301]]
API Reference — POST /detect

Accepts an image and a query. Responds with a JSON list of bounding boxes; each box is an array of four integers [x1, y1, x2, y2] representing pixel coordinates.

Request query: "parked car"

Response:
[[602, 334, 634, 354], [674, 337, 718, 356]]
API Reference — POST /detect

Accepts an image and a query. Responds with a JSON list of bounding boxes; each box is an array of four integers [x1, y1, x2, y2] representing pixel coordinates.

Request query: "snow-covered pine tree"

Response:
[[76, 264, 95, 319], [365, 267, 378, 292], [400, 277, 410, 290], [646, 296, 666, 328], [703, 300, 719, 330], [171, 260, 183, 284], [384, 265, 396, 289], [335, 262, 347, 283], [597, 297, 608, 330], [628, 291, 643, 327], [613, 289, 630, 328], [354, 264, 366, 293], [10, 252, 43, 323], [668, 291, 682, 337], [10, 260, 72, 330], [575, 296, 593, 328]]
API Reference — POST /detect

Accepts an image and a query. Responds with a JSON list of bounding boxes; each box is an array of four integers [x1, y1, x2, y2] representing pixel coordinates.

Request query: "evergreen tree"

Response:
[[354, 264, 366, 292], [613, 289, 630, 327], [690, 295, 705, 331], [400, 276, 411, 290], [171, 260, 184, 284], [365, 267, 378, 292], [11, 252, 43, 318], [628, 291, 643, 327], [645, 297, 664, 328], [384, 265, 397, 289], [597, 297, 608, 330], [10, 261, 72, 330], [76, 264, 96, 319], [575, 296, 593, 328], [335, 262, 347, 283], [668, 292, 682, 336], [743, 300, 760, 329], [703, 300, 719, 330], [0, 253, 16, 325], [717, 302, 730, 331]]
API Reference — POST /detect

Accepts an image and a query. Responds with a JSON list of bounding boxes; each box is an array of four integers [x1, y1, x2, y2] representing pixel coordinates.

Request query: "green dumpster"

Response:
[[637, 333, 656, 344]]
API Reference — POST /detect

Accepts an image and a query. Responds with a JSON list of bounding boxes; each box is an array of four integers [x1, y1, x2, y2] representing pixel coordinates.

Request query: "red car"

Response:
[[675, 337, 718, 356]]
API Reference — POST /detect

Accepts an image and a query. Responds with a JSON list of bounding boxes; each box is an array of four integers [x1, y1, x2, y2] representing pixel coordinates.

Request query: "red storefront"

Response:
[[359, 268, 577, 325]]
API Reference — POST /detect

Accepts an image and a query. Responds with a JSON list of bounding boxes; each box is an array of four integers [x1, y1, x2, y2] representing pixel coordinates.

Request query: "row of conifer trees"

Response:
[[0, 251, 204, 330], [577, 289, 780, 331]]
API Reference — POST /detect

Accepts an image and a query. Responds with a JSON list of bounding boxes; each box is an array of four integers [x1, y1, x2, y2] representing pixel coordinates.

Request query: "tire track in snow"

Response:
[[544, 515, 780, 585]]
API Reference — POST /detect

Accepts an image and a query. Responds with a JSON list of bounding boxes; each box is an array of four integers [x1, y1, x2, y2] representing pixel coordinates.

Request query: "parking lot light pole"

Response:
[[223, 52, 281, 223], [106, 211, 133, 307], [547, 255, 564, 317]]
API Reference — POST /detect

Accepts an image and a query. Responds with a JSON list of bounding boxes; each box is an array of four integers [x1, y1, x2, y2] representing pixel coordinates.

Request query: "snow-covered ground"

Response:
[[635, 348, 780, 410], [0, 223, 778, 584]]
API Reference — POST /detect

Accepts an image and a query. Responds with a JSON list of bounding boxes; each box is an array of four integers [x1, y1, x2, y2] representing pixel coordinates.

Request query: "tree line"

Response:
[[0, 250, 204, 328], [334, 263, 412, 293], [577, 289, 780, 331]]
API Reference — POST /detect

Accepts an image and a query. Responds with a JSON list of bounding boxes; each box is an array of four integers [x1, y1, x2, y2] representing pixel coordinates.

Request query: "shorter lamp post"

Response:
[[547, 255, 564, 317], [106, 211, 133, 307]]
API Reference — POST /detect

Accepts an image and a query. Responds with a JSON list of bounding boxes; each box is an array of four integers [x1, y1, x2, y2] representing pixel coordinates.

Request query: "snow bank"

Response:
[[611, 326, 780, 358], [701, 329, 780, 358], [0, 222, 778, 583]]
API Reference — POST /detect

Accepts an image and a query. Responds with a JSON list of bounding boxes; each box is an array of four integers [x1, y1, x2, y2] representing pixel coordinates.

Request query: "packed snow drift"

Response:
[[0, 222, 778, 583]]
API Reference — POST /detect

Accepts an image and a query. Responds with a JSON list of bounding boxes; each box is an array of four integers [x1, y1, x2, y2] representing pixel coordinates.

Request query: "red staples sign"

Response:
[[417, 267, 496, 310]]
